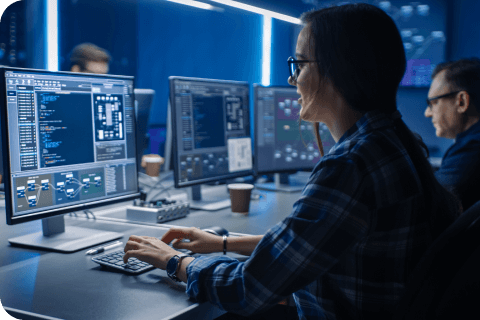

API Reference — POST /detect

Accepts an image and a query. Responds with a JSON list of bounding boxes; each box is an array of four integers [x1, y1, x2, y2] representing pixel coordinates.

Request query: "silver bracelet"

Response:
[[223, 235, 227, 255]]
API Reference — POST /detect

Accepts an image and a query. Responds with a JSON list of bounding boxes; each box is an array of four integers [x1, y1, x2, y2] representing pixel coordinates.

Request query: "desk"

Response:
[[0, 185, 301, 320], [92, 184, 301, 236]]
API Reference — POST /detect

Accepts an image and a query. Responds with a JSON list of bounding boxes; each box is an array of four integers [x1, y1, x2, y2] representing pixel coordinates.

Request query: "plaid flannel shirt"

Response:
[[186, 110, 434, 319]]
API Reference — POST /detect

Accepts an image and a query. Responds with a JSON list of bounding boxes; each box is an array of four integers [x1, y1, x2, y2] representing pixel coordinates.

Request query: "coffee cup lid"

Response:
[[144, 156, 162, 163], [227, 183, 254, 190]]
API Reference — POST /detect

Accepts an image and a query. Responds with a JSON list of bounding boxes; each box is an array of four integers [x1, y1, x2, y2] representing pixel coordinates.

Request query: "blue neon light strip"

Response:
[[46, 0, 59, 71]]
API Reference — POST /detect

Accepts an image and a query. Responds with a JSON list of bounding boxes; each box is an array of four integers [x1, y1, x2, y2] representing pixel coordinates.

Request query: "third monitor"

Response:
[[254, 84, 335, 192]]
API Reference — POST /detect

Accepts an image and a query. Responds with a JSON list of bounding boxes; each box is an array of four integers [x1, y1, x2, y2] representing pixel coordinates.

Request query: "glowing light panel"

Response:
[[262, 15, 272, 86], [46, 0, 58, 71], [168, 0, 216, 10], [210, 0, 301, 24]]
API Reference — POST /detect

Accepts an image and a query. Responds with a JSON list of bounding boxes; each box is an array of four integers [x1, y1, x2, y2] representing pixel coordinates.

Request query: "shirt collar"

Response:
[[455, 119, 480, 142], [336, 110, 395, 146]]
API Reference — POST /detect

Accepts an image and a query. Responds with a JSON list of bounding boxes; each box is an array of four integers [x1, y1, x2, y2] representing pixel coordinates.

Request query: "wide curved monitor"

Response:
[[0, 67, 140, 252]]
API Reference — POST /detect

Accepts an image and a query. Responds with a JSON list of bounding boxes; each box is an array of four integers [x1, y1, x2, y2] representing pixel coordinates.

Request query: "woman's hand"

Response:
[[123, 235, 180, 269], [161, 227, 223, 254]]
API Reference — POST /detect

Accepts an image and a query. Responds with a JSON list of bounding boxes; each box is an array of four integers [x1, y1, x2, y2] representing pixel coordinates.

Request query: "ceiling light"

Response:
[[209, 0, 302, 24], [167, 0, 220, 11]]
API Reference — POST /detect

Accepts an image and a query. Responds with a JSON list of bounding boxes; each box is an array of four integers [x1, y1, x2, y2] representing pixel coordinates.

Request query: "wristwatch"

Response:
[[166, 253, 191, 282]]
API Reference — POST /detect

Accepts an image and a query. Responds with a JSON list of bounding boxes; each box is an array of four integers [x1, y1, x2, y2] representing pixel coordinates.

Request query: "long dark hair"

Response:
[[301, 4, 461, 237]]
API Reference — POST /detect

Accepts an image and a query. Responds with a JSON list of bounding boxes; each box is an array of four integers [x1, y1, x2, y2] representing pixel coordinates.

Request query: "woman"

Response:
[[123, 4, 460, 319]]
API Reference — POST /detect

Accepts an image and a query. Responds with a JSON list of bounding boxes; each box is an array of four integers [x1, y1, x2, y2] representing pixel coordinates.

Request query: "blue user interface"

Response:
[[254, 85, 335, 174], [4, 70, 138, 217], [170, 77, 252, 187]]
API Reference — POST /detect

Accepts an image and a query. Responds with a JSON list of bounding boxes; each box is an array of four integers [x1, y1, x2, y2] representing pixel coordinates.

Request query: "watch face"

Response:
[[167, 255, 179, 277]]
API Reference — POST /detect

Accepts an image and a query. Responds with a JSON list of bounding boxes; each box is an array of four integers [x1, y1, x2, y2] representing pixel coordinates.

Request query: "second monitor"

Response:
[[169, 77, 253, 210], [254, 84, 335, 192]]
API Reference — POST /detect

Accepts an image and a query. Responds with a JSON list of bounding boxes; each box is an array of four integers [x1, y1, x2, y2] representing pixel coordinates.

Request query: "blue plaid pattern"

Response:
[[186, 111, 435, 319]]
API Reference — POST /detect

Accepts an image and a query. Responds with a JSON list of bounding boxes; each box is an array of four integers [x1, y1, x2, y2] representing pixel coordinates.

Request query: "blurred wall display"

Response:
[[0, 0, 27, 68], [307, 0, 447, 87]]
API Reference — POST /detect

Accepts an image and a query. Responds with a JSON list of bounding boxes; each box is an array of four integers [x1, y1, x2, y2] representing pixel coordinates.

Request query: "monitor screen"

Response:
[[254, 84, 335, 175], [1, 68, 140, 225], [169, 77, 253, 188]]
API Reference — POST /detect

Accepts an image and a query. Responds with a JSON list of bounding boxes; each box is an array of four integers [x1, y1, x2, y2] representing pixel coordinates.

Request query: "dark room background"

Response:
[[2, 0, 480, 160]]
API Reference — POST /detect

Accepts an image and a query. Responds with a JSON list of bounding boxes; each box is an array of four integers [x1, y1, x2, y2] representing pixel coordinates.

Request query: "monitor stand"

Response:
[[8, 215, 123, 253], [186, 185, 231, 211], [255, 173, 306, 193]]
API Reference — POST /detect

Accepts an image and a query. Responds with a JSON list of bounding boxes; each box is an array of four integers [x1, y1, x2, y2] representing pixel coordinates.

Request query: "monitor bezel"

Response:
[[253, 83, 322, 176], [134, 88, 155, 171], [169, 76, 253, 188], [0, 67, 141, 225]]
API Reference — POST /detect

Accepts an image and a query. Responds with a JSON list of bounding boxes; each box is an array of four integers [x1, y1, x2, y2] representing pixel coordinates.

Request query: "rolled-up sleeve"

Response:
[[186, 156, 369, 316]]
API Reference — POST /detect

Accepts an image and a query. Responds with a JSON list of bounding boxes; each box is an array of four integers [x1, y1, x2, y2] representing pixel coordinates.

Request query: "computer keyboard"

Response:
[[92, 248, 193, 274], [92, 249, 154, 274]]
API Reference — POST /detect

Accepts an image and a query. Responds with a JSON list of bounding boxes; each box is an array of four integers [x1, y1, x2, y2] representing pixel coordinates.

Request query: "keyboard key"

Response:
[[92, 249, 155, 274]]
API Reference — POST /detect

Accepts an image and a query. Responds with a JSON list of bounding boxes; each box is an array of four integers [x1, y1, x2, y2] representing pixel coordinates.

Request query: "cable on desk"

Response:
[[146, 185, 175, 202], [83, 209, 96, 219], [67, 210, 96, 219], [138, 172, 173, 194]]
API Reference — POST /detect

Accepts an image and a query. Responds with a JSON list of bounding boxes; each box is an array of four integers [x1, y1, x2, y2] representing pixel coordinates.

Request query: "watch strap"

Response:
[[167, 253, 191, 282]]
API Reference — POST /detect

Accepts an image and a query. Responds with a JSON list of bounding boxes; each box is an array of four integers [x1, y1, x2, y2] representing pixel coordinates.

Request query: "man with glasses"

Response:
[[69, 43, 111, 74], [425, 58, 480, 211]]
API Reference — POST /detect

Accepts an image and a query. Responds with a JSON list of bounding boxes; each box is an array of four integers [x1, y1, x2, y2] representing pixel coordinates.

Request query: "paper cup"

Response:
[[228, 183, 254, 214], [141, 154, 164, 177]]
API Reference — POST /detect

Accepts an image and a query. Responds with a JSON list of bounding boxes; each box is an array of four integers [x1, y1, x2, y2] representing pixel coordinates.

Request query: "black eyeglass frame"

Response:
[[426, 91, 462, 108], [287, 56, 318, 81]]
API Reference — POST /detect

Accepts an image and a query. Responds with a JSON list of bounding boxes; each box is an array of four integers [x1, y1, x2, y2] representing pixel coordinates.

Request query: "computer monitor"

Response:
[[169, 76, 253, 210], [0, 120, 3, 189], [134, 88, 155, 172], [253, 84, 335, 192], [0, 67, 140, 252]]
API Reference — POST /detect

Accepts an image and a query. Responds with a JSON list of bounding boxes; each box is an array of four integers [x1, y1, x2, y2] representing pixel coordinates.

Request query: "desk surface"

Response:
[[0, 212, 224, 320], [0, 184, 301, 320], [93, 184, 301, 236], [133, 171, 306, 235]]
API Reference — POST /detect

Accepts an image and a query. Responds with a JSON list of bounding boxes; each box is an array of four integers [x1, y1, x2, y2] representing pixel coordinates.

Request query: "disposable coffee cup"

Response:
[[228, 183, 254, 214], [141, 154, 164, 177]]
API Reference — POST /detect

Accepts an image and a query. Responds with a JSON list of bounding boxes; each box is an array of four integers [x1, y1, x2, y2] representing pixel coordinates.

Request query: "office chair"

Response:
[[393, 200, 480, 320]]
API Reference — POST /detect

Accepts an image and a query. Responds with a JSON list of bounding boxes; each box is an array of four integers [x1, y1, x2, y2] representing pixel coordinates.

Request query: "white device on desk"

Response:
[[126, 198, 190, 223], [0, 67, 142, 253]]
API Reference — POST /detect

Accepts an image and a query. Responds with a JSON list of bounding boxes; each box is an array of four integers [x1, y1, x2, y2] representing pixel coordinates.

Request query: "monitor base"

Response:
[[8, 226, 123, 253], [189, 198, 231, 211], [255, 182, 304, 193], [186, 185, 231, 211], [255, 173, 306, 193]]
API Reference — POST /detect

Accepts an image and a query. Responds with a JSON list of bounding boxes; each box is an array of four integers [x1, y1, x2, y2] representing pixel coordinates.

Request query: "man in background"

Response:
[[425, 58, 480, 211], [70, 43, 111, 74]]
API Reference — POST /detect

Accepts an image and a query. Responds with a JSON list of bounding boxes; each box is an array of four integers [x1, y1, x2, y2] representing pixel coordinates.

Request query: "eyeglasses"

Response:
[[287, 56, 318, 81], [426, 91, 461, 108]]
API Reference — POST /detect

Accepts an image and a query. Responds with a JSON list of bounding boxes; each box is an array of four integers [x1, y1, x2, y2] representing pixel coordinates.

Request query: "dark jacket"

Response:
[[435, 120, 480, 211]]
